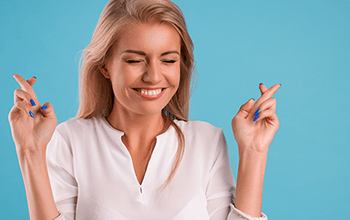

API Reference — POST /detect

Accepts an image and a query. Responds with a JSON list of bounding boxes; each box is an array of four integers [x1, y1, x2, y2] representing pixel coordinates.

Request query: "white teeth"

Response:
[[138, 89, 162, 96]]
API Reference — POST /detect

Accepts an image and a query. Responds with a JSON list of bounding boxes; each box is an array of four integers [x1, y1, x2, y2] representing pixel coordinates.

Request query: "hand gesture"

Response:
[[8, 74, 57, 156], [231, 83, 281, 155]]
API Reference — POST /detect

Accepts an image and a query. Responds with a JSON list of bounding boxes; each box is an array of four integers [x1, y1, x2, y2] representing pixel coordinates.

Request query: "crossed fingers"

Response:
[[12, 74, 41, 118], [13, 74, 37, 97], [249, 83, 281, 121], [13, 74, 38, 104]]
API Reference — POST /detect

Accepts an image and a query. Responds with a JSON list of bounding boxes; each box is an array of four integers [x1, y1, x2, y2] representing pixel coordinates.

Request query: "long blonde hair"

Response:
[[77, 0, 194, 188]]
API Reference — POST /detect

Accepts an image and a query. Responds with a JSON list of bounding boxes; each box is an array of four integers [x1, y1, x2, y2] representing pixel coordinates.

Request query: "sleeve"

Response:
[[206, 129, 268, 220], [46, 129, 78, 220]]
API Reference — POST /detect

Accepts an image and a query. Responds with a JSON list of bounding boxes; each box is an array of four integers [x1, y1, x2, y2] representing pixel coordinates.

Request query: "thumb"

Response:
[[236, 98, 255, 119], [40, 102, 56, 119]]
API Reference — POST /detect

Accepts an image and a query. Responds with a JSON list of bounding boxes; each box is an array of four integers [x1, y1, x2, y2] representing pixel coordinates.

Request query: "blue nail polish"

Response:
[[254, 109, 260, 116], [253, 115, 259, 122], [41, 105, 48, 110], [30, 99, 36, 106], [29, 111, 34, 118]]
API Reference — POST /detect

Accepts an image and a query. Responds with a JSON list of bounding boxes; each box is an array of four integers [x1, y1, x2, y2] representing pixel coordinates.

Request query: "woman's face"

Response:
[[104, 22, 181, 116]]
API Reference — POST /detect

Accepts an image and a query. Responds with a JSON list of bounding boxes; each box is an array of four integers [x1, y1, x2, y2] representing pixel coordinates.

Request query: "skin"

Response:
[[9, 21, 280, 219], [100, 22, 182, 184], [9, 75, 59, 219], [232, 83, 281, 217]]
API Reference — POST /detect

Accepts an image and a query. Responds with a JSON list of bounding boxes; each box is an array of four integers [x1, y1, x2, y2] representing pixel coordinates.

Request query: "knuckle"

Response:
[[14, 101, 23, 108], [14, 89, 30, 98], [231, 116, 238, 124], [44, 102, 53, 108], [276, 119, 280, 128], [14, 89, 23, 96], [14, 99, 22, 105]]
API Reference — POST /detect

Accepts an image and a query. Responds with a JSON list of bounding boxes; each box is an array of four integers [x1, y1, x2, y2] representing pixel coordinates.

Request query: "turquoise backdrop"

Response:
[[1, 0, 349, 219]]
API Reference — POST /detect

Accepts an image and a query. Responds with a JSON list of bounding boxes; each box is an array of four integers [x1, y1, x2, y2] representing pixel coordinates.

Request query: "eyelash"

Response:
[[125, 60, 142, 64], [163, 60, 177, 64], [125, 60, 177, 64]]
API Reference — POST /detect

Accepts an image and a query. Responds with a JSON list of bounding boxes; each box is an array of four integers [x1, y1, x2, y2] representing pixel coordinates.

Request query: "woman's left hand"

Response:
[[231, 83, 281, 155]]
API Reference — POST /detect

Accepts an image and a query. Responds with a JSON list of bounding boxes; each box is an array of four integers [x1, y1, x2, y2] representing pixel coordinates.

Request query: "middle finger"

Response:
[[14, 89, 39, 107]]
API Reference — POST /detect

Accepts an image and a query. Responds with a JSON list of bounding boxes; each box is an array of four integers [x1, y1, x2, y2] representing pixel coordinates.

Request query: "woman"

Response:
[[9, 0, 280, 219]]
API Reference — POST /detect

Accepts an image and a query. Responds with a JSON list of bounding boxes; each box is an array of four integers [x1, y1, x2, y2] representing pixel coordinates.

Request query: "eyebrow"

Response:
[[121, 50, 180, 56]]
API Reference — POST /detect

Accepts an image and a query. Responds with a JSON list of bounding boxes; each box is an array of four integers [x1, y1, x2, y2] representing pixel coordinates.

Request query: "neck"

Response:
[[107, 102, 168, 151]]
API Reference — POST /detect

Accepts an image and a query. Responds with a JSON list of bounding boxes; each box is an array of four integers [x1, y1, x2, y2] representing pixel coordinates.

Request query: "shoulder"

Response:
[[173, 120, 229, 174], [48, 117, 116, 160], [54, 117, 109, 146], [175, 120, 223, 139], [56, 117, 108, 134], [174, 120, 226, 153], [56, 117, 97, 132]]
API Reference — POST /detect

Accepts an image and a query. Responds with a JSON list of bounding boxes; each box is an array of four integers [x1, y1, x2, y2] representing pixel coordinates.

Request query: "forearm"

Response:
[[18, 148, 59, 220], [234, 149, 267, 218]]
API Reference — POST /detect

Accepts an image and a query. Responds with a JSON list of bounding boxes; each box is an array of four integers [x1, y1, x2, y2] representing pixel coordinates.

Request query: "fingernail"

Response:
[[259, 83, 263, 85], [33, 76, 37, 79], [254, 109, 260, 116], [253, 115, 259, 122], [41, 105, 48, 110], [30, 99, 36, 106], [29, 111, 35, 118], [250, 98, 255, 101], [279, 83, 282, 86]]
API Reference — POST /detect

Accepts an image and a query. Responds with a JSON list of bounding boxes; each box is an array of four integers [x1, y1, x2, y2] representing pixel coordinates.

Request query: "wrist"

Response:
[[238, 145, 268, 160], [17, 146, 47, 166], [237, 149, 267, 176], [235, 148, 268, 217]]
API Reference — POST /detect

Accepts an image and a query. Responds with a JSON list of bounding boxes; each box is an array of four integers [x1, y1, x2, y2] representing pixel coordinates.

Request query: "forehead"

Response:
[[114, 22, 181, 55]]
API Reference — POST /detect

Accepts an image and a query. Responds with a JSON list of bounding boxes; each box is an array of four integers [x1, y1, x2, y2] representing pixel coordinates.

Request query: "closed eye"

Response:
[[162, 60, 177, 64], [125, 60, 142, 64]]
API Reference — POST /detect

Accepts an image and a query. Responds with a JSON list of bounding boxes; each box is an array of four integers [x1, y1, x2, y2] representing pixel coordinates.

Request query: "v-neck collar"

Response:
[[100, 117, 177, 187]]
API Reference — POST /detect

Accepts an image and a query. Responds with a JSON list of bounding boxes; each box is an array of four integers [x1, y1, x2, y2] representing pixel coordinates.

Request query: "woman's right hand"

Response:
[[9, 74, 57, 156]]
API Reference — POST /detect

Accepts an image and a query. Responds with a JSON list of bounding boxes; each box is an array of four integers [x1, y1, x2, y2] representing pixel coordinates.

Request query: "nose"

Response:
[[142, 60, 162, 84]]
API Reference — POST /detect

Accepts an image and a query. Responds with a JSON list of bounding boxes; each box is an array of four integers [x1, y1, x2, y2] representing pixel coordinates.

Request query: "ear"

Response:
[[99, 65, 110, 79]]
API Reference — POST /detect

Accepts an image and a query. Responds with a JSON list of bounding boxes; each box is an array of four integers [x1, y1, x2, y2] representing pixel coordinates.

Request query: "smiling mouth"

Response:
[[132, 88, 166, 98]]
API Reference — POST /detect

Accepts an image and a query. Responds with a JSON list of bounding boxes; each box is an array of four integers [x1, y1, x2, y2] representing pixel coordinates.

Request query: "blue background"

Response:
[[1, 0, 349, 219]]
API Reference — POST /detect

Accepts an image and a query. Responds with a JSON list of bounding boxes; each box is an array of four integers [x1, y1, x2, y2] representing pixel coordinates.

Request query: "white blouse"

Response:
[[46, 117, 268, 220]]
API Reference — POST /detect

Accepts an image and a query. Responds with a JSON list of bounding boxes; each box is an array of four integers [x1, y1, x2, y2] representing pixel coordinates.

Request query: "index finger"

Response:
[[259, 83, 280, 101], [250, 84, 281, 117], [13, 74, 38, 100]]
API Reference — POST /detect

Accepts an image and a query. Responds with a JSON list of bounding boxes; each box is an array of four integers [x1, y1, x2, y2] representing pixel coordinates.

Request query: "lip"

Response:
[[132, 87, 166, 100]]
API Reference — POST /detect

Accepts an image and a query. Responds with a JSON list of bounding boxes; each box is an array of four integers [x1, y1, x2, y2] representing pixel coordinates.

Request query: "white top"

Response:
[[47, 117, 267, 220]]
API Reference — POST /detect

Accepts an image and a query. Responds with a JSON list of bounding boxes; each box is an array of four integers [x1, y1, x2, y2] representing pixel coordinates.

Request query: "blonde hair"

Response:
[[77, 0, 194, 189]]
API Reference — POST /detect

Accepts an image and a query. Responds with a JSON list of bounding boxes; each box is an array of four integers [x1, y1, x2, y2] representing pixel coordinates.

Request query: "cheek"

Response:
[[168, 65, 181, 88], [175, 68, 181, 90], [112, 65, 140, 88], [109, 71, 129, 100]]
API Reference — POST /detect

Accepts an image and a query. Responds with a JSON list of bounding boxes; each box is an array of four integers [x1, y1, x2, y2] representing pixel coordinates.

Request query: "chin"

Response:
[[132, 104, 167, 116]]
